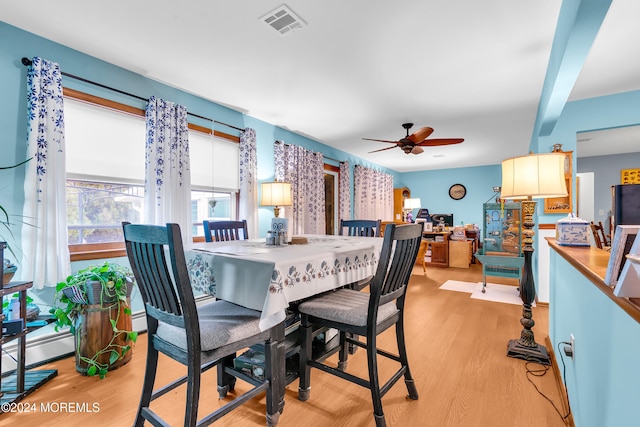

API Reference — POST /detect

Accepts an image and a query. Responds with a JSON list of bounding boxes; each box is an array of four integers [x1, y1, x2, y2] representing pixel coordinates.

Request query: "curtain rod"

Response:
[[274, 140, 342, 163], [21, 57, 243, 132]]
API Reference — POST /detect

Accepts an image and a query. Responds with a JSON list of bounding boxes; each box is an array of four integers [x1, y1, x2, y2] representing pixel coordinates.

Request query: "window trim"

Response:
[[64, 88, 240, 261]]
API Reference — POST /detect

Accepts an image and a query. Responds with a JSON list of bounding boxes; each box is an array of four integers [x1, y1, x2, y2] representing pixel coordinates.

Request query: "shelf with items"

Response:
[[393, 187, 411, 222], [544, 145, 573, 213], [1, 281, 58, 406], [232, 309, 342, 387]]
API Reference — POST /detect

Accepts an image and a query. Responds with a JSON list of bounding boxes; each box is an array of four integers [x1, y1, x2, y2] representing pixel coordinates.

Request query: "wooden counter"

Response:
[[546, 238, 640, 323]]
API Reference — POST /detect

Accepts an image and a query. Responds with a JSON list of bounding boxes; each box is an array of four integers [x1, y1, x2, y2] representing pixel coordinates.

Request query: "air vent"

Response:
[[260, 4, 306, 36]]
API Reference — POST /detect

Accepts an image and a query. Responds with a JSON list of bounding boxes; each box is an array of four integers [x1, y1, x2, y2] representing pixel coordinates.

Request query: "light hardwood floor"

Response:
[[3, 264, 569, 426]]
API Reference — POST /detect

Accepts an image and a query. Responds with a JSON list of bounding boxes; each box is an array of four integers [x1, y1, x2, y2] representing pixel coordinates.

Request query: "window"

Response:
[[63, 90, 240, 255], [191, 190, 232, 237], [66, 179, 144, 244]]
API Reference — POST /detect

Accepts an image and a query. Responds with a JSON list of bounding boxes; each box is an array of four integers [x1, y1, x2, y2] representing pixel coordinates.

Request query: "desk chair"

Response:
[[123, 222, 282, 427], [297, 223, 422, 427], [590, 221, 610, 249], [203, 219, 248, 242], [339, 219, 382, 237]]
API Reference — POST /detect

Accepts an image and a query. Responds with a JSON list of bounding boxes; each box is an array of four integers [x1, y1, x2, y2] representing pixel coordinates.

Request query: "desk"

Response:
[[186, 235, 383, 331]]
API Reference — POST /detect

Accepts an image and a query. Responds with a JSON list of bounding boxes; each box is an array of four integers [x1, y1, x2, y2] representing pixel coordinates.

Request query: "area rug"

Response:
[[440, 280, 533, 306], [439, 280, 477, 293], [471, 282, 530, 306]]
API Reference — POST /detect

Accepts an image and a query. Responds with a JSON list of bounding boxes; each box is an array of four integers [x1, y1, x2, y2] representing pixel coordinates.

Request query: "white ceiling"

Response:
[[2, 1, 639, 172]]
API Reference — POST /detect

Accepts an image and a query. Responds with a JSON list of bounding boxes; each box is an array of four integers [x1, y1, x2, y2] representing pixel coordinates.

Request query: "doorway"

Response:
[[324, 165, 339, 235]]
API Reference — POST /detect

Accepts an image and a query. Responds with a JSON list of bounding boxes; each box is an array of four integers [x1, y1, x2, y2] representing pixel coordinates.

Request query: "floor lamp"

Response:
[[500, 153, 567, 365]]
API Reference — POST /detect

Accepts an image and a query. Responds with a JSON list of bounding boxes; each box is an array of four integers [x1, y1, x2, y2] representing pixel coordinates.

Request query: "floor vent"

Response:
[[260, 4, 306, 36]]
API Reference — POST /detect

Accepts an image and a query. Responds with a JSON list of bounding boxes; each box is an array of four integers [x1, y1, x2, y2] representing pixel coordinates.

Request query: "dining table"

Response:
[[184, 234, 384, 420], [185, 234, 384, 331]]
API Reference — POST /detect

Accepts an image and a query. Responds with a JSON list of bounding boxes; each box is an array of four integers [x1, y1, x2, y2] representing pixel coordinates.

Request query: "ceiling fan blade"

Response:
[[411, 146, 424, 155], [416, 138, 464, 146], [362, 137, 399, 144], [407, 127, 434, 143], [368, 145, 399, 154]]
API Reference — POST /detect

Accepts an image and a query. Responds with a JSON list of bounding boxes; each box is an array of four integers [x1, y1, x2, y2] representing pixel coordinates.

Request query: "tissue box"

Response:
[[556, 214, 590, 246]]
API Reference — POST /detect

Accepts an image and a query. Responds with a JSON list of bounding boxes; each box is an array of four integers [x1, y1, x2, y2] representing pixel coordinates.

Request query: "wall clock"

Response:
[[449, 183, 466, 200]]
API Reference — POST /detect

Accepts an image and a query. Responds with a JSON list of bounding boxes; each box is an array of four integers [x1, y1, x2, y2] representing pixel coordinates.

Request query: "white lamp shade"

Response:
[[501, 153, 568, 199], [260, 182, 293, 206], [403, 198, 422, 209]]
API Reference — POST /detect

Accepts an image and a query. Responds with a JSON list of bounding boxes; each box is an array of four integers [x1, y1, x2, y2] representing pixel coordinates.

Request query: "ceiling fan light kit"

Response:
[[363, 122, 464, 155]]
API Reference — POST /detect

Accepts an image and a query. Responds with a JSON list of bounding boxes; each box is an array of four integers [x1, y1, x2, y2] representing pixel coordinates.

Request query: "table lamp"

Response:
[[260, 181, 292, 218], [500, 152, 567, 364], [403, 198, 421, 222]]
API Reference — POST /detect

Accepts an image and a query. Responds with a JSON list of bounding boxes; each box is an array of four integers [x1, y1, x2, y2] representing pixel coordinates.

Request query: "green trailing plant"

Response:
[[51, 261, 138, 379]]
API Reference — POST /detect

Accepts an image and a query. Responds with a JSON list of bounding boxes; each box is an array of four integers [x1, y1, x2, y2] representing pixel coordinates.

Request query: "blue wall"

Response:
[[401, 164, 501, 231], [539, 91, 640, 426], [549, 250, 640, 427]]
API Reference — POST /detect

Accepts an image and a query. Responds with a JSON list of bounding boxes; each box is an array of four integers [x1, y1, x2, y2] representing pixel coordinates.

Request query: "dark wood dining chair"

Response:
[[297, 223, 422, 427], [337, 219, 383, 352], [123, 222, 282, 427], [203, 219, 249, 242], [339, 219, 382, 237], [590, 221, 610, 249]]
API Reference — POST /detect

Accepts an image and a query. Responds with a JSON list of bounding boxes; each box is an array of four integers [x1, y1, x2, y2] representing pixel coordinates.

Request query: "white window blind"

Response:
[[65, 98, 145, 181], [65, 97, 239, 191], [189, 131, 239, 191]]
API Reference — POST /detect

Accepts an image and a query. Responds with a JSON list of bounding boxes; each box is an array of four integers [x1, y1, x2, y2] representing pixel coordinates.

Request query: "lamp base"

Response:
[[507, 339, 550, 365]]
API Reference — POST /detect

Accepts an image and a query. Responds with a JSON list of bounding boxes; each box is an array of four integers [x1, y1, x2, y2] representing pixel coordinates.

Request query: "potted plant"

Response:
[[51, 261, 138, 378]]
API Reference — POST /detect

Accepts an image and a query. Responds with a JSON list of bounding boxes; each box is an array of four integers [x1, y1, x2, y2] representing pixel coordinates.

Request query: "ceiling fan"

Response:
[[363, 123, 464, 155]]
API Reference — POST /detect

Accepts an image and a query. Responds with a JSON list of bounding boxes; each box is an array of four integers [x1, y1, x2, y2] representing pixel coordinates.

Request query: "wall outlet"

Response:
[[570, 333, 575, 358], [563, 333, 575, 358]]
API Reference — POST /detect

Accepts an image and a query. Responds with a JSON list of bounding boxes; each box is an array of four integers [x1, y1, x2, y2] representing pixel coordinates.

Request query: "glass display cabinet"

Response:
[[474, 202, 524, 291]]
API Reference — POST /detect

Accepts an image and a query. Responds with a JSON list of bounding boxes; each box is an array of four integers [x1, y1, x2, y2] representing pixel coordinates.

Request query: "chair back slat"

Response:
[[590, 221, 609, 249], [203, 220, 249, 242], [369, 223, 422, 311], [339, 219, 382, 237], [597, 221, 609, 247], [123, 222, 198, 328]]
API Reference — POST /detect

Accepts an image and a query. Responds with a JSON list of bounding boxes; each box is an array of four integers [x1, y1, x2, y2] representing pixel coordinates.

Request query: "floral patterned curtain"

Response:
[[339, 161, 351, 222], [144, 96, 192, 242], [239, 128, 258, 238], [20, 57, 70, 288], [353, 165, 394, 221], [274, 142, 325, 235]]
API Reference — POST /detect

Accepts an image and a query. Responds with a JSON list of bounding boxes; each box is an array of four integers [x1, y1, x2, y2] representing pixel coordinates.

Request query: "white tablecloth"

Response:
[[185, 235, 383, 330]]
